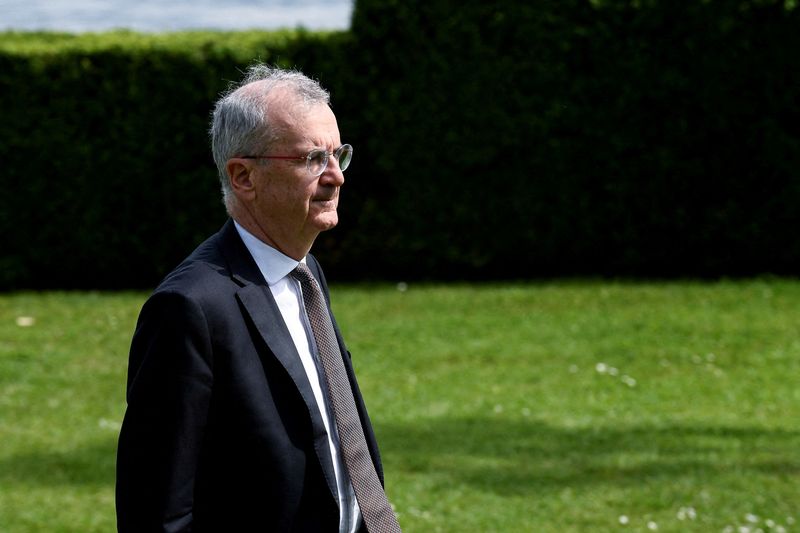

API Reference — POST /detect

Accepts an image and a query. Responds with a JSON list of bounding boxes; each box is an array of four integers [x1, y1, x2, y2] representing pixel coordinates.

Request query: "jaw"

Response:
[[308, 193, 340, 231], [309, 208, 339, 233]]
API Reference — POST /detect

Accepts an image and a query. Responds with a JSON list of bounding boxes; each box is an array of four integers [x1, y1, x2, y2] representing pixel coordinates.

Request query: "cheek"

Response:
[[258, 174, 314, 215], [266, 181, 298, 205]]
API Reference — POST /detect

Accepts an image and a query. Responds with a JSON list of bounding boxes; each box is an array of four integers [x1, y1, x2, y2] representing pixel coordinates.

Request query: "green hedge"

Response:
[[1, 0, 799, 289], [0, 30, 352, 288], [347, 0, 800, 280]]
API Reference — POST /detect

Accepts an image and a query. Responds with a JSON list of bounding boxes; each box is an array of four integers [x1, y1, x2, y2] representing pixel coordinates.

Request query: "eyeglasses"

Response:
[[240, 144, 353, 177]]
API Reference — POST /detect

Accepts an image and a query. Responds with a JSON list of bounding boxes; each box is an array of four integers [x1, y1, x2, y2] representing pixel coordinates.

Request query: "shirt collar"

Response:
[[233, 220, 304, 286]]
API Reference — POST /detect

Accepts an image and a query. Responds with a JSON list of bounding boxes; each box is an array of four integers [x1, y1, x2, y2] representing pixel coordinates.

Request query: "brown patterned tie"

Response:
[[292, 263, 401, 533]]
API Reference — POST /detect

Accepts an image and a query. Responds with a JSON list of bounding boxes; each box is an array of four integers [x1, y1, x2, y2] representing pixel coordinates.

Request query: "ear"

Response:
[[227, 158, 257, 202]]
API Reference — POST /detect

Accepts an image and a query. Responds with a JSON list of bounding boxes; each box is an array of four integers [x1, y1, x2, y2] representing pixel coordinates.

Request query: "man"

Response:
[[116, 64, 400, 532]]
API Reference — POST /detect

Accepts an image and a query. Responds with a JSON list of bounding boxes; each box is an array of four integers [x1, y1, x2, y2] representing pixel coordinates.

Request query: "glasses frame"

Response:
[[240, 144, 353, 177]]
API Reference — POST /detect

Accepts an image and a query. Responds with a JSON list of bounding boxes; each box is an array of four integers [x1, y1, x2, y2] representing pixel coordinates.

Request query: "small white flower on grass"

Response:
[[595, 362, 637, 387], [677, 506, 697, 521], [396, 282, 408, 292], [738, 527, 752, 533], [786, 516, 795, 525], [16, 316, 35, 327], [646, 521, 658, 530], [618, 515, 629, 525], [745, 514, 759, 524]]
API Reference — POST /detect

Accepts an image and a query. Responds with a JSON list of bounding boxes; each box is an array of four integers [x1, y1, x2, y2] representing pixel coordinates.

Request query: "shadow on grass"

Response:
[[377, 418, 800, 495], [0, 439, 117, 488], [3, 422, 797, 495]]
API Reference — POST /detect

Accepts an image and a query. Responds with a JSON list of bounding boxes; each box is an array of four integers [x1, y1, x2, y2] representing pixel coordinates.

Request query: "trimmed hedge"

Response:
[[0, 30, 351, 288], [1, 0, 799, 289], [347, 0, 800, 280]]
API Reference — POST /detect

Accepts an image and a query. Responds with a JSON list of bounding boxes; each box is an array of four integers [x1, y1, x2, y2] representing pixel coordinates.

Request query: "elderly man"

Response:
[[116, 64, 400, 533]]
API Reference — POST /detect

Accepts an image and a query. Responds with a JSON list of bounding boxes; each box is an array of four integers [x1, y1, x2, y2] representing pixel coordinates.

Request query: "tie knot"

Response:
[[291, 263, 315, 284]]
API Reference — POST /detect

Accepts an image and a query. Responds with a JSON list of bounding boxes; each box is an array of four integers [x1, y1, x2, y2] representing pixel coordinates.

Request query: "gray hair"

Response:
[[209, 63, 331, 210]]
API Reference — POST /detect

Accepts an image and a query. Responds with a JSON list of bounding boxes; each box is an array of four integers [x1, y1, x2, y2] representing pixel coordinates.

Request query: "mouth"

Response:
[[311, 197, 337, 210], [311, 186, 338, 208], [312, 191, 337, 203]]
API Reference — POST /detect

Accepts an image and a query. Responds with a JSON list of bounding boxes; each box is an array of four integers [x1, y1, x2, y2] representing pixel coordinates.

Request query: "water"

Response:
[[0, 0, 354, 32]]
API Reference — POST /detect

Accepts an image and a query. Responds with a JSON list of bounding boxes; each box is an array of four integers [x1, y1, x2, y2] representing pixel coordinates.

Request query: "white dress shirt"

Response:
[[234, 221, 361, 533]]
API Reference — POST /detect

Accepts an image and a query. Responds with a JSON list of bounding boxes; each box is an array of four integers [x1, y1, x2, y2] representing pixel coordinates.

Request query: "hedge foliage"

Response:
[[0, 30, 351, 288], [348, 0, 800, 280], [1, 0, 799, 289]]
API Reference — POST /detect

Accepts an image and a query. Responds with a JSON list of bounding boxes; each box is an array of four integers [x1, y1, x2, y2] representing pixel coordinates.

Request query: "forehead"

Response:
[[270, 101, 340, 148]]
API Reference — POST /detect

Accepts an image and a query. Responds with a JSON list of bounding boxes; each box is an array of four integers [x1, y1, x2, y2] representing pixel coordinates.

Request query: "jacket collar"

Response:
[[215, 218, 267, 287]]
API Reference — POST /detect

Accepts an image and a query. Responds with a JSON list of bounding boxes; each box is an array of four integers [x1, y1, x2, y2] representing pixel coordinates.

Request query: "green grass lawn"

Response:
[[1, 280, 798, 532]]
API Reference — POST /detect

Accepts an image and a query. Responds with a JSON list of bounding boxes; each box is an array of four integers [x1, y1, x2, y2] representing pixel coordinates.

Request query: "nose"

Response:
[[320, 158, 345, 186]]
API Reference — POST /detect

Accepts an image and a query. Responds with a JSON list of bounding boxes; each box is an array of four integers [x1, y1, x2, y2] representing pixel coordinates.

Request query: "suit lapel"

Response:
[[216, 220, 340, 503]]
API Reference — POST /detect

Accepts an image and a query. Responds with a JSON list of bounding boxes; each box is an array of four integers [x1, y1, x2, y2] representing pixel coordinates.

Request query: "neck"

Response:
[[230, 205, 314, 261]]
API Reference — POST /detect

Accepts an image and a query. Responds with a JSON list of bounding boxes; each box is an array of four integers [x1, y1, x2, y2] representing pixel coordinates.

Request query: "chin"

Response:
[[313, 213, 339, 232]]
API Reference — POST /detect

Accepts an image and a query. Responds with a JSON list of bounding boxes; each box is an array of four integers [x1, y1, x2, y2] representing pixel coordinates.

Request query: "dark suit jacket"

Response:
[[116, 219, 381, 532]]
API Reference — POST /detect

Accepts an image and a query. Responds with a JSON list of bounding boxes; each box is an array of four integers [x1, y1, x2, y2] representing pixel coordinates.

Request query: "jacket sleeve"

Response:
[[116, 291, 214, 533]]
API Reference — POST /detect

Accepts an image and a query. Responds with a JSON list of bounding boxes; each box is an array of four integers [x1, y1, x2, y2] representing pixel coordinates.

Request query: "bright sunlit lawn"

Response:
[[1, 280, 798, 532]]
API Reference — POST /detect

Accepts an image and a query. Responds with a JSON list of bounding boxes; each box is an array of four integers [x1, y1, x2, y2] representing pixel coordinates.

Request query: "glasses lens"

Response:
[[306, 150, 328, 176], [336, 144, 353, 172]]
